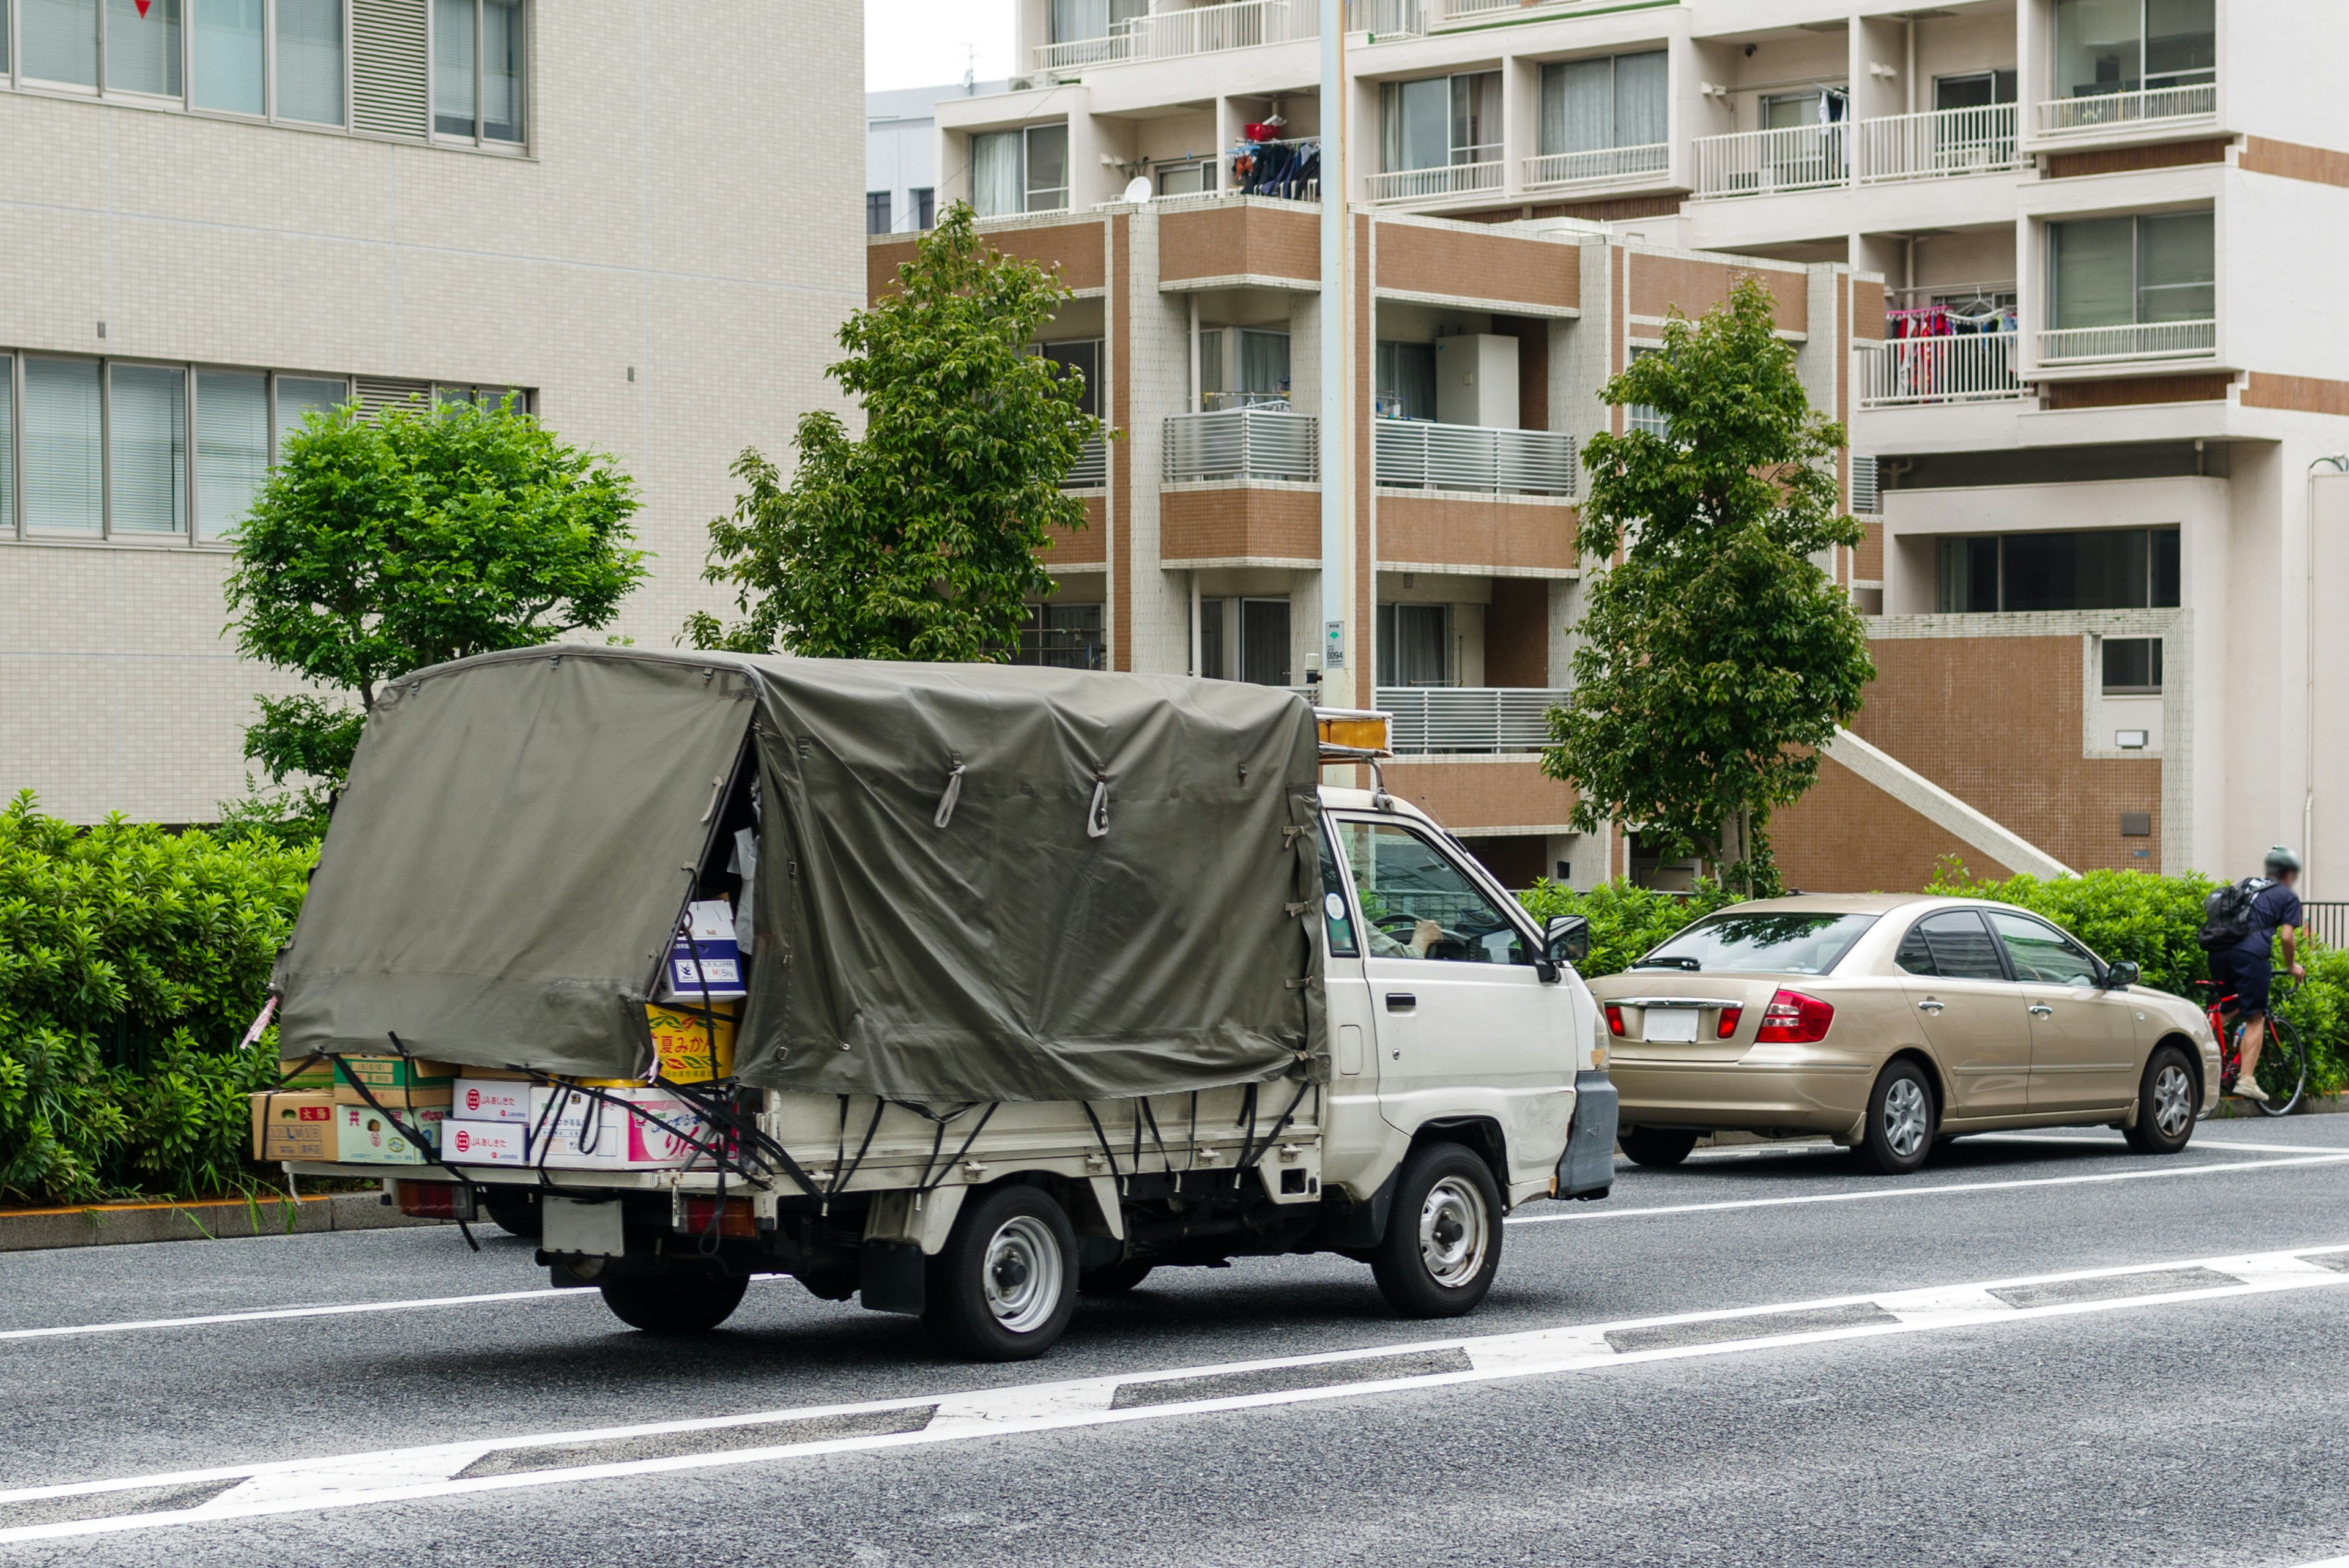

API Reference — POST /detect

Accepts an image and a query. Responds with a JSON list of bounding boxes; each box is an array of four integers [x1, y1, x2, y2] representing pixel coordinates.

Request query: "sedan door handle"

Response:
[[1386, 993, 1417, 1013], [2028, 1003, 2054, 1017], [1915, 1000, 1945, 1014]]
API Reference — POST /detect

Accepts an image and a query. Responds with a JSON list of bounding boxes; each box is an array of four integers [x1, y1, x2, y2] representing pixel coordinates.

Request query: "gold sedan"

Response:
[[1590, 894, 2222, 1174]]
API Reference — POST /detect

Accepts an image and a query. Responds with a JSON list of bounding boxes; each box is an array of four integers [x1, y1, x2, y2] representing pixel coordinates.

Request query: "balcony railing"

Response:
[[1374, 419, 1576, 497], [1378, 687, 1565, 756], [1036, 0, 1419, 76], [1858, 331, 2025, 408], [2038, 81, 2217, 135], [1163, 409, 1318, 484], [2037, 319, 2216, 365], [1034, 33, 1127, 73], [1692, 122, 1849, 200], [1523, 141, 1669, 190], [1855, 102, 2021, 183], [1365, 156, 1504, 204], [1063, 436, 1107, 489]]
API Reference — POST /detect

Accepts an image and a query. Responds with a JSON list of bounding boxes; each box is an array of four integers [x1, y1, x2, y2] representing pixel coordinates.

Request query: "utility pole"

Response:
[[1316, 0, 1354, 708]]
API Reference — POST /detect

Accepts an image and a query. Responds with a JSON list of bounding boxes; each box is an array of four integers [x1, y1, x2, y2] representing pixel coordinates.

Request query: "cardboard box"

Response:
[[334, 1103, 446, 1165], [274, 1058, 335, 1091], [333, 1055, 458, 1091], [250, 1091, 338, 1160], [452, 1079, 533, 1123], [442, 1119, 533, 1166], [541, 1086, 717, 1170], [657, 900, 746, 1003], [332, 1083, 455, 1109], [645, 1003, 736, 1085]]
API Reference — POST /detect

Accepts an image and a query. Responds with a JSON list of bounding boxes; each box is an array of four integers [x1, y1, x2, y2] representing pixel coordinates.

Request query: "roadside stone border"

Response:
[[0, 1191, 446, 1253]]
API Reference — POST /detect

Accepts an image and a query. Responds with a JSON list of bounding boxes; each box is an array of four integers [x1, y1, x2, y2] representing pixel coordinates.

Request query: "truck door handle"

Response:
[[1386, 993, 1416, 1013], [2028, 1004, 2054, 1017], [1915, 1000, 1945, 1014]]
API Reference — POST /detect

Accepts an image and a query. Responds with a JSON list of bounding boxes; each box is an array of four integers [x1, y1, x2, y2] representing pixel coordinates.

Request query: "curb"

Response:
[[0, 1190, 447, 1253]]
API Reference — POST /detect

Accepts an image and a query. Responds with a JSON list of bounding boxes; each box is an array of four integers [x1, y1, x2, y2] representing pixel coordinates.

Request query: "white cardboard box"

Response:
[[335, 1103, 445, 1165], [442, 1120, 532, 1166], [452, 1079, 532, 1123]]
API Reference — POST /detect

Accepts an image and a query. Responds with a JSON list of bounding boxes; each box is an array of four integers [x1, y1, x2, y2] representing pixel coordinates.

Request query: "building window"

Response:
[[910, 187, 935, 229], [1376, 603, 1450, 687], [433, 0, 524, 144], [1537, 50, 1666, 158], [108, 363, 188, 535], [2054, 0, 2216, 100], [1381, 70, 1501, 173], [2049, 210, 2214, 330], [1764, 87, 1846, 130], [1047, 0, 1145, 45], [1241, 597, 1290, 685], [867, 191, 893, 236], [22, 0, 102, 86], [195, 370, 267, 541], [1197, 598, 1224, 678], [2102, 636, 2163, 693], [275, 0, 343, 124], [1375, 340, 1436, 421], [1014, 602, 1105, 670], [1934, 69, 2017, 110], [106, 0, 182, 97], [1935, 527, 2181, 613], [22, 357, 104, 535], [1034, 340, 1102, 418], [971, 124, 1070, 217]]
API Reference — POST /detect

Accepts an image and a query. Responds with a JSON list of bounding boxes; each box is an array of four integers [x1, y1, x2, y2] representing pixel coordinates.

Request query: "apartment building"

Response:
[[867, 78, 1009, 237], [913, 0, 2349, 892], [0, 0, 864, 823]]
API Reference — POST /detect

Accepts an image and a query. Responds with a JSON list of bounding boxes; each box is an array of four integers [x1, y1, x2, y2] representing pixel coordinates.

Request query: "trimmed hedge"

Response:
[[1517, 878, 1739, 980], [0, 794, 314, 1205]]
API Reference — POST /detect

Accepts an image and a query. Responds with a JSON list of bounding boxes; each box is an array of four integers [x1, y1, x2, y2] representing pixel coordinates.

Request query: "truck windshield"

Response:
[[1633, 913, 1879, 976]]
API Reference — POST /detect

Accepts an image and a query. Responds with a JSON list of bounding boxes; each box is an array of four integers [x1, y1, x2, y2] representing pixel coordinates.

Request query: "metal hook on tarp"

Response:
[[1086, 771, 1109, 839], [933, 752, 966, 829]]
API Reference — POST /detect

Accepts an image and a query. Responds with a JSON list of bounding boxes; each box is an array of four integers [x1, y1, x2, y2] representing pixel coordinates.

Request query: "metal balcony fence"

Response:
[[1365, 156, 1504, 204], [1523, 141, 1669, 190], [1036, 0, 1420, 75], [1062, 436, 1107, 489], [1858, 330, 2026, 407], [2038, 319, 2216, 365], [1374, 419, 1576, 497], [2038, 81, 2217, 134], [1854, 102, 2021, 182], [1691, 122, 1849, 199], [1378, 686, 1566, 755], [1162, 409, 1319, 483]]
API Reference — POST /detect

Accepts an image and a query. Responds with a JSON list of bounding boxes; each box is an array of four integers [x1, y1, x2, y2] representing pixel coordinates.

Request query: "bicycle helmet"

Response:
[[2265, 845, 2302, 876]]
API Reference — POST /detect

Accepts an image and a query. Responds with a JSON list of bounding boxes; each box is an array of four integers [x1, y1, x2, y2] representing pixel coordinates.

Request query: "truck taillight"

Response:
[[681, 1197, 757, 1238], [1756, 989, 1833, 1044], [395, 1180, 472, 1220], [1603, 1004, 1627, 1037], [1715, 1005, 1744, 1039]]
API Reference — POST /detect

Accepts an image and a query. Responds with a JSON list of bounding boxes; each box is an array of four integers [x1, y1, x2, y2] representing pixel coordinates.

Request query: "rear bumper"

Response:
[[1554, 1069, 1618, 1199], [1611, 1060, 1872, 1135]]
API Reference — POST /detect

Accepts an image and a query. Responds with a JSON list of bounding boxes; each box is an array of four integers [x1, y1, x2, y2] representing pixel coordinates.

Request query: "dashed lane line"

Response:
[[2, 1243, 2345, 1545]]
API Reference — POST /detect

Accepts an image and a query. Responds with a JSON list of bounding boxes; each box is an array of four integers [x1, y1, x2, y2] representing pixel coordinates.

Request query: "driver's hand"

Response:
[[1411, 919, 1443, 956]]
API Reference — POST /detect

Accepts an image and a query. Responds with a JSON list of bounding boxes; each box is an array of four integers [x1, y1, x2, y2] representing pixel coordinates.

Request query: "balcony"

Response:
[[1858, 331, 2025, 408], [1063, 436, 1108, 489], [1694, 102, 2030, 200], [1163, 409, 1319, 483], [1855, 103, 2022, 184], [1036, 0, 1420, 78], [1375, 420, 1576, 497], [2037, 319, 2216, 366], [1365, 157, 1503, 206], [1692, 123, 1848, 200], [1378, 687, 1566, 756], [1522, 141, 1669, 193], [2036, 81, 2217, 136]]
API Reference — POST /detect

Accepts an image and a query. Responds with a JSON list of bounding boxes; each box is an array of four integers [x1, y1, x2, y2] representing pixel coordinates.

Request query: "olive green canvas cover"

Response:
[[276, 647, 1324, 1101]]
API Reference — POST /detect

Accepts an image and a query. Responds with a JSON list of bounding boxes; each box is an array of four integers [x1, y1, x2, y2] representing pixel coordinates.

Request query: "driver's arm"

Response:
[[1366, 919, 1443, 959]]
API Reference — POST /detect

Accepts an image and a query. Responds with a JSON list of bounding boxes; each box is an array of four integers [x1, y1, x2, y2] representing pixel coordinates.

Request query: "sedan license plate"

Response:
[[1643, 1008, 1699, 1044]]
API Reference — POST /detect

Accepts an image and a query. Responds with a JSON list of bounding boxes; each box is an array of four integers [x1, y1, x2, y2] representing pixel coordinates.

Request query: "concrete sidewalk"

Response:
[[0, 1190, 445, 1252]]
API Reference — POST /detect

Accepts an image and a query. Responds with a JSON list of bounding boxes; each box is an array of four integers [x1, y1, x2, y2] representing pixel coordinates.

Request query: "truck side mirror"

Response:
[[1544, 915, 1590, 967], [2102, 960, 2140, 990]]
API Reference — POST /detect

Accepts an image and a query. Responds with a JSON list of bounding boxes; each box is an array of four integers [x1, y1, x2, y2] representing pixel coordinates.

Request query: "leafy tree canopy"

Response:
[[686, 201, 1104, 660], [1542, 275, 1874, 896]]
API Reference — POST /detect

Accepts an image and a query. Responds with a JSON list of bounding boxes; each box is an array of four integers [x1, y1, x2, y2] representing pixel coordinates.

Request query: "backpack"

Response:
[[2197, 877, 2272, 951]]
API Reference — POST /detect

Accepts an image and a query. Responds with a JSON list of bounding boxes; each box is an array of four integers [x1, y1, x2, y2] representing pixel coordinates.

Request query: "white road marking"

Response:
[[4, 1243, 2345, 1545], [1510, 1150, 2349, 1225], [1976, 1132, 2339, 1156]]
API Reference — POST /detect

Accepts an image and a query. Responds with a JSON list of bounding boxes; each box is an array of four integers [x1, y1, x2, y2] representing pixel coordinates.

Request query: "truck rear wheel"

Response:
[[599, 1273, 748, 1334], [924, 1184, 1078, 1361], [1371, 1142, 1502, 1318], [1620, 1128, 1699, 1168], [482, 1189, 541, 1239]]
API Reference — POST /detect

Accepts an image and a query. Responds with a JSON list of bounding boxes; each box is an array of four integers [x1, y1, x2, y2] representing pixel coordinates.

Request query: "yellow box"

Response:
[[646, 1003, 736, 1085]]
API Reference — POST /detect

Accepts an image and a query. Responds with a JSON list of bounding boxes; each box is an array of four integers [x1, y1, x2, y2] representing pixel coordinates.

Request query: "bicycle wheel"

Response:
[[2252, 1015, 2308, 1117]]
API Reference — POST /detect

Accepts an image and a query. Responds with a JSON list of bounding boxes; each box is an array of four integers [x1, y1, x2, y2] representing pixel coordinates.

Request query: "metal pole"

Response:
[[1318, 0, 1353, 707]]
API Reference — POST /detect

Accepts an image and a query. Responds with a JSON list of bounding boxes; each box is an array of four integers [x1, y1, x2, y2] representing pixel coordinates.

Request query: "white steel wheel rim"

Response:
[[982, 1214, 1064, 1334], [1882, 1077, 1930, 1159], [1418, 1174, 1490, 1289], [2151, 1063, 2194, 1137]]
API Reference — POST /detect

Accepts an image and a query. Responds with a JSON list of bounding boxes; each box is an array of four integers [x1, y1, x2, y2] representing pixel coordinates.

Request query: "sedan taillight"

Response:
[[1715, 1005, 1744, 1039], [1604, 1004, 1627, 1037], [1756, 989, 1833, 1044]]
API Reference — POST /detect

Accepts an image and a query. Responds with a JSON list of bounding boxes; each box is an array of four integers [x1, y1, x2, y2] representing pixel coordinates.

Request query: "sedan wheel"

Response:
[[1855, 1060, 1935, 1175], [2124, 1044, 2199, 1155]]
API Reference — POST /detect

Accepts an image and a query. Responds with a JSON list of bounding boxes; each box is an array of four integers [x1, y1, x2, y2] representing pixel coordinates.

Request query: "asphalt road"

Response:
[[8, 1115, 2349, 1567]]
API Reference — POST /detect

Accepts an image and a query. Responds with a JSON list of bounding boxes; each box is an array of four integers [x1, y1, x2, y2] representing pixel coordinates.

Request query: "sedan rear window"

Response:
[[1633, 913, 1880, 976]]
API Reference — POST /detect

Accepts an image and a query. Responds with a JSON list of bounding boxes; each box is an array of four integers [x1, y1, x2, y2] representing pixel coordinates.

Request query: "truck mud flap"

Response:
[[860, 1239, 926, 1315], [1556, 1069, 1618, 1200]]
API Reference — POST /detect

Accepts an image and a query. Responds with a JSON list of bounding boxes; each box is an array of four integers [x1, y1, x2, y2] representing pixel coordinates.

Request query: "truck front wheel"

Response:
[[1371, 1142, 1502, 1318], [924, 1184, 1080, 1361], [599, 1273, 748, 1334]]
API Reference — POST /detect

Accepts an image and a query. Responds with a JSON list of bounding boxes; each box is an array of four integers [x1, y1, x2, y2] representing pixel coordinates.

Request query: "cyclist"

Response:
[[2209, 847, 2306, 1101]]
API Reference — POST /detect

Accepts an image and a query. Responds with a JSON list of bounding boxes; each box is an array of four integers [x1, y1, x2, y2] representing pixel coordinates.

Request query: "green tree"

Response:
[[1543, 276, 1874, 897], [223, 397, 647, 814], [686, 201, 1104, 659]]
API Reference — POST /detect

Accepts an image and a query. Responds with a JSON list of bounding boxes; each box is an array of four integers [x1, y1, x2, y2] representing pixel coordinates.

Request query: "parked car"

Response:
[[1590, 894, 2221, 1175]]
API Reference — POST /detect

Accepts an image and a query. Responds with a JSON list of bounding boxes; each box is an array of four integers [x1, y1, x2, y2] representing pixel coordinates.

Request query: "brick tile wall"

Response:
[[1376, 224, 1576, 312]]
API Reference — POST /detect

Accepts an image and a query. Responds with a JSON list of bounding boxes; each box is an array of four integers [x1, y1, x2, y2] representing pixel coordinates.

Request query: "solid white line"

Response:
[[0, 1288, 585, 1343], [1507, 1150, 2349, 1225], [3, 1243, 2344, 1544], [1975, 1132, 2342, 1156]]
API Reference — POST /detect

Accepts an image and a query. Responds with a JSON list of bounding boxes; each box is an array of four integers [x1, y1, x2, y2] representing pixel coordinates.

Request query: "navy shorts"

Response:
[[2214, 949, 2273, 1015]]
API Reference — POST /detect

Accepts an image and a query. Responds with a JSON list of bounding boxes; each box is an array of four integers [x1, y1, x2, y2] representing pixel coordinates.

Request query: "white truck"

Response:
[[273, 649, 1615, 1361]]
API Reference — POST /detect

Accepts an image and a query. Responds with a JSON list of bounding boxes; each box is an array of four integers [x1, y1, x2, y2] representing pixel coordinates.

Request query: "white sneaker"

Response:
[[2235, 1076, 2271, 1102]]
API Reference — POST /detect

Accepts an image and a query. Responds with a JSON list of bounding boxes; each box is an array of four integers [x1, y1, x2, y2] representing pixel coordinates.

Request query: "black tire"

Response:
[[1370, 1142, 1503, 1318], [2252, 1016, 2309, 1117], [598, 1273, 748, 1334], [482, 1190, 541, 1239], [1078, 1260, 1155, 1296], [923, 1184, 1079, 1361], [2123, 1044, 2199, 1154], [1620, 1128, 1699, 1169], [1853, 1059, 1935, 1175]]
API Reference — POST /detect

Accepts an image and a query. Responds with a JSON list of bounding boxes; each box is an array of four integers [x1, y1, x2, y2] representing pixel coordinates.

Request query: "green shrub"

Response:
[[1518, 879, 1742, 979], [0, 793, 315, 1204]]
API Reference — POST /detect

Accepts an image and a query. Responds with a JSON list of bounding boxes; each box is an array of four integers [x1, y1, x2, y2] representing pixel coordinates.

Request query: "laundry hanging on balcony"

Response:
[[1230, 138, 1319, 201]]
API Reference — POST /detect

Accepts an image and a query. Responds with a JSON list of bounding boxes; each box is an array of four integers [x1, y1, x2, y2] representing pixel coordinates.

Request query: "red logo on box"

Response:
[[299, 1106, 330, 1121], [466, 1088, 480, 1111], [455, 1129, 472, 1153]]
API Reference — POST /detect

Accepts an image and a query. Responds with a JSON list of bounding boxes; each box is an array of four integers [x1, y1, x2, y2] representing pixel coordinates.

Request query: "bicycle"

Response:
[[2191, 979, 2308, 1118]]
